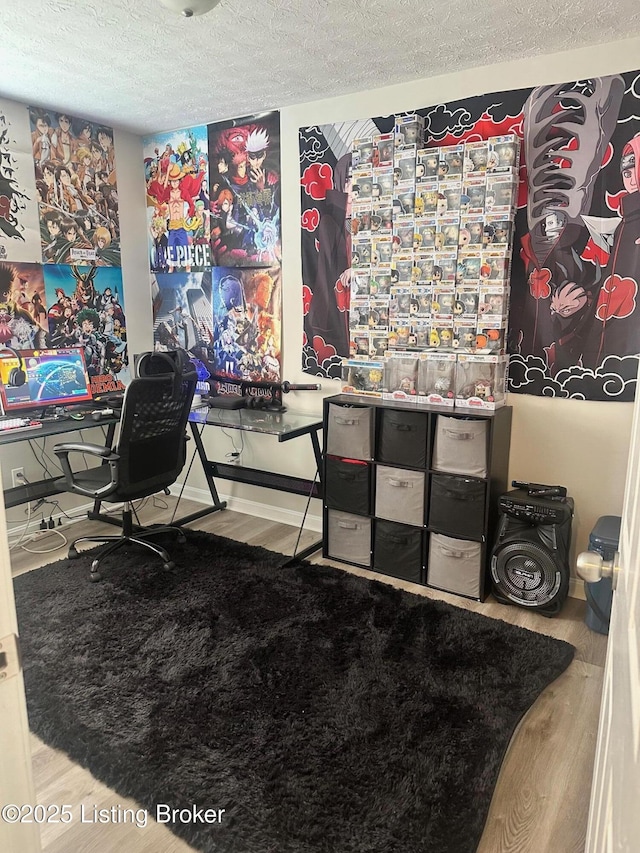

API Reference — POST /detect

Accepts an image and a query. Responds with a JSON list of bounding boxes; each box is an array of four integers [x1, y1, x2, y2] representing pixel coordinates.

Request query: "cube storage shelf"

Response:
[[322, 394, 512, 601]]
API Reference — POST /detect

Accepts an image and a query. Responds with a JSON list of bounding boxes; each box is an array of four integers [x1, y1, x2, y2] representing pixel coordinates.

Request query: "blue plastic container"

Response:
[[584, 516, 620, 635]]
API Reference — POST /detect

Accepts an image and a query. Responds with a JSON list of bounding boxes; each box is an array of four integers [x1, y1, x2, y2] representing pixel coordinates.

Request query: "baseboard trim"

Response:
[[169, 484, 323, 534], [569, 577, 586, 601]]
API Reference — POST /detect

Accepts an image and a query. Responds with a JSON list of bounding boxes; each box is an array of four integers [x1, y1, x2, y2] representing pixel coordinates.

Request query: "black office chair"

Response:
[[54, 350, 197, 581]]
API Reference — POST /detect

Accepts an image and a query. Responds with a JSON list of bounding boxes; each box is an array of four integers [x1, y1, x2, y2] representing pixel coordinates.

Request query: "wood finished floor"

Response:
[[11, 496, 607, 853]]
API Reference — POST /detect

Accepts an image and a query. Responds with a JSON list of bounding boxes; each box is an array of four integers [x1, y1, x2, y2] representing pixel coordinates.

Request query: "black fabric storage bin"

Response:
[[326, 510, 371, 567], [374, 520, 423, 583], [326, 404, 373, 460], [429, 474, 486, 540], [377, 409, 429, 468], [325, 457, 370, 515]]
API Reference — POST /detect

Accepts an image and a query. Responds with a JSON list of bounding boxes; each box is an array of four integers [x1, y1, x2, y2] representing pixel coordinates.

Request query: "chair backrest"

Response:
[[113, 350, 197, 500]]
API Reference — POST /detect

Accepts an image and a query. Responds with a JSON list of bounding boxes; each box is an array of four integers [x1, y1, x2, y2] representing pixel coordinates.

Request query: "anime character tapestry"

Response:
[[211, 266, 282, 382], [42, 264, 129, 396], [29, 108, 121, 267], [151, 271, 214, 377], [299, 70, 640, 401], [0, 99, 41, 263], [0, 261, 47, 349], [143, 126, 211, 274], [208, 112, 281, 268]]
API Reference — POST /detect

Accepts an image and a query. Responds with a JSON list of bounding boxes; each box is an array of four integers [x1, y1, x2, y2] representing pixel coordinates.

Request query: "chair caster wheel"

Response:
[[68, 546, 80, 559], [163, 561, 175, 571], [89, 571, 102, 583]]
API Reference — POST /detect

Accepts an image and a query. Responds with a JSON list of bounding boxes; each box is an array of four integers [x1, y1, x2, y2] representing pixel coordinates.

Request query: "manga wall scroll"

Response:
[[299, 71, 640, 401]]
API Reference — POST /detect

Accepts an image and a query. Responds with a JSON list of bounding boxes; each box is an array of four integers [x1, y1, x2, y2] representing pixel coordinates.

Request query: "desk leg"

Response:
[[283, 426, 323, 567], [170, 421, 227, 526]]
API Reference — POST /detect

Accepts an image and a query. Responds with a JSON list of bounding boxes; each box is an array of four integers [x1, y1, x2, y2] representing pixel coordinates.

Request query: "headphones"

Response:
[[0, 347, 26, 387], [136, 350, 195, 400], [244, 394, 285, 413]]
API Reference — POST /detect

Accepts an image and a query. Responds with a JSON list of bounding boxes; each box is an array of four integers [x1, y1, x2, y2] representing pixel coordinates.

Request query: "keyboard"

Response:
[[0, 417, 43, 434]]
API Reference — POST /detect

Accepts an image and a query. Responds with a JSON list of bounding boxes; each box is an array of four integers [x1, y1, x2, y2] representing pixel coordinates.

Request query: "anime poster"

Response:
[[143, 126, 211, 274], [211, 266, 282, 382], [152, 270, 214, 363], [300, 73, 640, 400], [29, 108, 121, 266], [0, 261, 47, 349], [0, 99, 41, 262], [207, 111, 281, 268], [42, 264, 129, 395]]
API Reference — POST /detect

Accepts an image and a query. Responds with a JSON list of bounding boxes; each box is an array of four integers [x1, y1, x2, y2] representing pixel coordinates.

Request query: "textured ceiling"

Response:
[[2, 0, 640, 134]]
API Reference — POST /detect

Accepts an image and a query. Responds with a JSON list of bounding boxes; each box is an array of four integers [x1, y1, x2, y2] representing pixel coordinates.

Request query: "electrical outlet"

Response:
[[11, 467, 25, 488]]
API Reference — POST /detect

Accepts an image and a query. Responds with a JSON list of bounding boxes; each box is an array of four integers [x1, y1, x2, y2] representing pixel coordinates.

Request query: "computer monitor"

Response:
[[0, 347, 93, 415]]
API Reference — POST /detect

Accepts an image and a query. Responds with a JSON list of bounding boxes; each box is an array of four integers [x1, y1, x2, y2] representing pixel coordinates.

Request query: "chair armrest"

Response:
[[53, 442, 120, 500]]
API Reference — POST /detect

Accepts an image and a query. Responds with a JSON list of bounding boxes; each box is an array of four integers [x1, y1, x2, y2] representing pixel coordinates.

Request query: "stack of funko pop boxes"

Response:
[[342, 115, 520, 410]]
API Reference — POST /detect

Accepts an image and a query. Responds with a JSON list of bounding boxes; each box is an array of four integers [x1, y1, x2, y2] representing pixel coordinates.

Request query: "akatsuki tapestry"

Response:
[[0, 98, 41, 262], [29, 109, 121, 266], [143, 126, 211, 273], [208, 112, 281, 268], [299, 70, 640, 401]]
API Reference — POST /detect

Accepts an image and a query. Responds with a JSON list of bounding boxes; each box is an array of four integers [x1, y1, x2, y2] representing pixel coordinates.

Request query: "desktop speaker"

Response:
[[490, 489, 574, 617]]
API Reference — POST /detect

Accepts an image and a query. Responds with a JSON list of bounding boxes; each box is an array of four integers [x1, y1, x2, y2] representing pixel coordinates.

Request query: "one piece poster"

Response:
[[42, 264, 129, 395], [0, 98, 41, 263], [208, 111, 281, 268], [0, 260, 48, 348], [143, 126, 211, 274], [300, 72, 640, 401], [211, 266, 282, 382], [29, 108, 121, 266]]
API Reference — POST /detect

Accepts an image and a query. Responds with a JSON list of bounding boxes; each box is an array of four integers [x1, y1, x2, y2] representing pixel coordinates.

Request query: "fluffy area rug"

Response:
[[14, 529, 574, 853]]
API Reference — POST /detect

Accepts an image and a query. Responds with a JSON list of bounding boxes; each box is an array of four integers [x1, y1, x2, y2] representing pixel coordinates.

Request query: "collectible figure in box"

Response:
[[455, 286, 480, 318], [416, 148, 440, 180], [370, 268, 392, 296], [394, 114, 424, 148], [391, 286, 411, 317], [486, 134, 520, 174], [429, 321, 454, 349], [463, 176, 486, 214], [351, 204, 372, 236], [369, 298, 390, 331], [351, 270, 370, 297], [436, 218, 460, 250], [371, 203, 393, 233], [413, 255, 434, 282], [341, 359, 385, 397], [374, 132, 394, 167], [370, 333, 389, 358], [414, 285, 432, 315], [393, 219, 415, 253], [475, 321, 506, 354], [389, 321, 411, 348], [440, 145, 465, 181], [478, 285, 508, 319], [395, 187, 416, 216], [431, 287, 455, 318], [349, 297, 369, 331], [351, 334, 371, 358], [352, 168, 374, 200], [414, 319, 430, 348], [463, 141, 489, 174], [485, 175, 517, 212], [481, 254, 511, 283], [382, 353, 419, 401], [457, 255, 481, 283], [353, 137, 375, 168], [455, 354, 508, 409], [392, 257, 414, 283], [483, 215, 512, 247], [373, 235, 393, 267], [416, 352, 457, 406], [414, 182, 439, 216], [393, 147, 417, 183], [414, 218, 437, 250], [453, 319, 477, 352], [373, 167, 394, 198], [440, 182, 463, 216], [459, 216, 484, 249], [433, 253, 457, 283], [352, 237, 372, 268]]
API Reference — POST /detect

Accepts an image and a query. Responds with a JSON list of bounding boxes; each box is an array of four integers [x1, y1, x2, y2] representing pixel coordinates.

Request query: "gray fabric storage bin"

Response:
[[377, 409, 429, 468], [427, 533, 482, 598], [429, 474, 486, 540], [375, 465, 425, 527], [327, 510, 371, 566], [374, 520, 423, 583], [432, 416, 488, 477], [326, 404, 373, 460]]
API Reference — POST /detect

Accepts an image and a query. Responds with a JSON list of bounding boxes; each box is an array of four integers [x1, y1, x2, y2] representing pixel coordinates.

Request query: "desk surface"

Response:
[[0, 412, 119, 446], [189, 406, 322, 441]]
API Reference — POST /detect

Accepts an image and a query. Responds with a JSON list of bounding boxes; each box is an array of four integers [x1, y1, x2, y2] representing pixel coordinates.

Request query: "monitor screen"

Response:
[[0, 347, 93, 413]]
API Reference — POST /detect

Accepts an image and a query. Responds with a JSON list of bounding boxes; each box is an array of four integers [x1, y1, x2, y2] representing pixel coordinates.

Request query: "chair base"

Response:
[[68, 505, 186, 581]]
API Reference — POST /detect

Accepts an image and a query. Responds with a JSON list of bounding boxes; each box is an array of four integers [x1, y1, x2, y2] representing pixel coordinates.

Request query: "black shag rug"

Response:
[[14, 529, 574, 853]]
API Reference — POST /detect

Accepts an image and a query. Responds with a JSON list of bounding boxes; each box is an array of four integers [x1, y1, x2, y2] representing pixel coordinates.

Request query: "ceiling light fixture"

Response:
[[157, 0, 221, 17]]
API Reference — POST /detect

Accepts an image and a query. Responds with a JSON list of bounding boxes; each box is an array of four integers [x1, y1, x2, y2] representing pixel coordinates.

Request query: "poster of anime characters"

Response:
[[143, 126, 211, 274], [299, 74, 640, 401], [29, 108, 121, 267], [208, 112, 281, 268], [151, 270, 214, 376], [211, 266, 281, 382], [42, 264, 129, 395], [0, 99, 41, 263], [0, 261, 48, 349]]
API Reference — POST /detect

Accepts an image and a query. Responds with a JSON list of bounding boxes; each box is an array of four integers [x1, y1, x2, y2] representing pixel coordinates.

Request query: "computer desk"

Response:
[[182, 405, 324, 563]]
